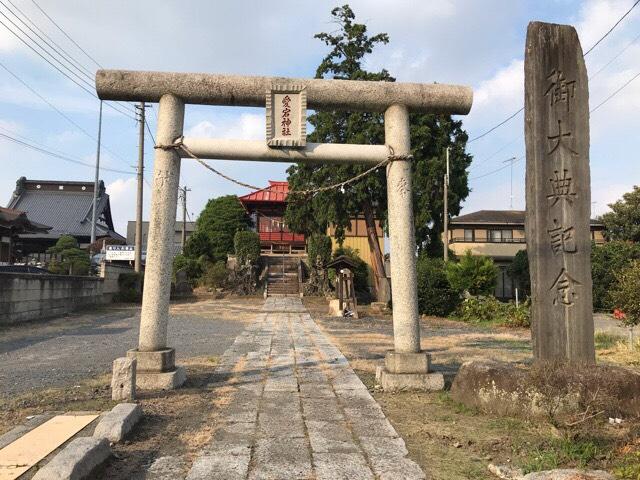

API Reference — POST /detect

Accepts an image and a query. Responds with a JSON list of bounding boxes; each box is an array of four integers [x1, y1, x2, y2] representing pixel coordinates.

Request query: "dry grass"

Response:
[[596, 334, 640, 367]]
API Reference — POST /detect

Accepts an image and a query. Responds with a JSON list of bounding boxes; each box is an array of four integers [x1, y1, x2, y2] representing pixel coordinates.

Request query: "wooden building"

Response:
[[0, 207, 51, 264], [238, 181, 384, 271], [238, 181, 306, 254]]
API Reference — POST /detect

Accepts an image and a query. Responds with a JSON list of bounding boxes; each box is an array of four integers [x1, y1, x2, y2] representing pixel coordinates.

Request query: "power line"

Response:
[[0, 129, 134, 175], [0, 7, 135, 119], [590, 69, 640, 113], [0, 60, 131, 167], [0, 15, 95, 96], [469, 66, 640, 182], [144, 119, 156, 145], [2, 0, 136, 118], [590, 31, 640, 79], [468, 1, 640, 143], [469, 155, 524, 180], [0, 6, 95, 92], [30, 0, 103, 69], [468, 108, 523, 144], [0, 0, 93, 82], [583, 0, 640, 56]]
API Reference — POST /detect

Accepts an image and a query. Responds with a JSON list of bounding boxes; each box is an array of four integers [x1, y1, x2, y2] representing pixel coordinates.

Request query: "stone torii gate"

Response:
[[96, 70, 473, 390]]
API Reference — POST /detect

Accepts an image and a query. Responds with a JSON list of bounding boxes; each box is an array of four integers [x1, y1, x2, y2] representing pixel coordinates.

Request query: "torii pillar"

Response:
[[96, 70, 473, 390]]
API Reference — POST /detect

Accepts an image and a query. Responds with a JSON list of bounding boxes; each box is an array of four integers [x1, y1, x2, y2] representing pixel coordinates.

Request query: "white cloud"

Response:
[[574, 0, 633, 50], [0, 118, 24, 135], [106, 177, 146, 236], [591, 182, 629, 216], [0, 28, 18, 52], [186, 114, 264, 140], [474, 59, 524, 109]]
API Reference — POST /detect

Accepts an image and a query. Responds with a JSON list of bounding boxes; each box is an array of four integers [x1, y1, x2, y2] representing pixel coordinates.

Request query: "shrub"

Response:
[[200, 261, 228, 289], [115, 272, 142, 302], [455, 295, 530, 327], [609, 260, 640, 327], [591, 241, 640, 311], [234, 231, 260, 265], [173, 254, 203, 282], [47, 235, 90, 275], [502, 299, 531, 328], [446, 250, 498, 295], [416, 256, 461, 316], [456, 295, 504, 323], [332, 246, 370, 294], [307, 233, 333, 267]]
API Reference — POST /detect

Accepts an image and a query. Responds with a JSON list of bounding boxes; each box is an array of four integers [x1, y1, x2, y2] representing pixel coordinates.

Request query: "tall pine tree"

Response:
[[285, 5, 472, 299]]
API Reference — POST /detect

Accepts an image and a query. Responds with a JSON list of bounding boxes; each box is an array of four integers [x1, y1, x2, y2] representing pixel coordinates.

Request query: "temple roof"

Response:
[[6, 177, 124, 241], [0, 206, 51, 233], [238, 181, 290, 204]]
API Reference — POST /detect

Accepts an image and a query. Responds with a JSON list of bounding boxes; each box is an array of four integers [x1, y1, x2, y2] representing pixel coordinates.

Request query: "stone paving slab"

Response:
[[184, 297, 426, 480]]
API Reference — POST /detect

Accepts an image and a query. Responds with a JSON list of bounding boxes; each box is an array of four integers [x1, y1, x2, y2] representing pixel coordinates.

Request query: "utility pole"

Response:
[[503, 156, 517, 209], [179, 186, 191, 250], [134, 102, 145, 273], [90, 100, 103, 245], [443, 146, 450, 262]]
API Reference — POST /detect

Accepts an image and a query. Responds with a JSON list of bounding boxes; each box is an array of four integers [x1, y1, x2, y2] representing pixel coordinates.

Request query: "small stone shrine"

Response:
[[326, 255, 359, 318]]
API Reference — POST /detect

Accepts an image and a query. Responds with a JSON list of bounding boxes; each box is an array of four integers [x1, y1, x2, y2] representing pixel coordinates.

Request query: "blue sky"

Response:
[[1, 0, 638, 235]]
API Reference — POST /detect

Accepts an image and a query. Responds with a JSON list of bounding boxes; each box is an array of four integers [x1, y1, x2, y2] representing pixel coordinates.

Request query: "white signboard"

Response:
[[105, 245, 135, 261], [266, 84, 306, 147]]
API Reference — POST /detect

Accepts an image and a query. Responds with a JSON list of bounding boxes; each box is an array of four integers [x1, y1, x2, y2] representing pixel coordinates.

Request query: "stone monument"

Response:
[[524, 21, 595, 363]]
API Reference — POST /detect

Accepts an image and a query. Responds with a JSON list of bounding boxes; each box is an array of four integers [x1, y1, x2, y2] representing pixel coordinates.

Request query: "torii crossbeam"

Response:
[[96, 70, 473, 390]]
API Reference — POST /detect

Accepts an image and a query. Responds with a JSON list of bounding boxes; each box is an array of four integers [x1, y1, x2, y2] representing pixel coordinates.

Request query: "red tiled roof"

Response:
[[238, 181, 289, 204]]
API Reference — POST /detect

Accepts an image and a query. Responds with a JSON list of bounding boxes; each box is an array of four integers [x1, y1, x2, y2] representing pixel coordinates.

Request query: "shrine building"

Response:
[[238, 180, 384, 269]]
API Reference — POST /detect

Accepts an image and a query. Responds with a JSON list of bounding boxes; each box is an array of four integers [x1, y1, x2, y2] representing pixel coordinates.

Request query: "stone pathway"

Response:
[[181, 297, 425, 480]]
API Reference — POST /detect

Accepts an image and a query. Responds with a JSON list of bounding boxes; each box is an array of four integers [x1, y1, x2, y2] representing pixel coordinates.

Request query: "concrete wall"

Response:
[[0, 264, 134, 325], [100, 263, 134, 301]]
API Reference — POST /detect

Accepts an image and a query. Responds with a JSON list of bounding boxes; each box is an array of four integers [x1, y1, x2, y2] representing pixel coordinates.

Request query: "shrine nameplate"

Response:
[[266, 84, 307, 147], [524, 21, 595, 363]]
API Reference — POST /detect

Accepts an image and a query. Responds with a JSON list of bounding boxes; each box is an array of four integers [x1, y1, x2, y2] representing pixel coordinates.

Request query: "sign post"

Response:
[[105, 245, 136, 262]]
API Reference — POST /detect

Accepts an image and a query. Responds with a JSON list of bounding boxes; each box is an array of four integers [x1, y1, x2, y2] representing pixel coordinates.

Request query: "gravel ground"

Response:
[[0, 296, 262, 397], [594, 312, 635, 337]]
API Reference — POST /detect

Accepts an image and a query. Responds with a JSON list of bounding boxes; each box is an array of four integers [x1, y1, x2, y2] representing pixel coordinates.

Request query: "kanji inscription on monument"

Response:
[[266, 84, 307, 147], [524, 21, 595, 363]]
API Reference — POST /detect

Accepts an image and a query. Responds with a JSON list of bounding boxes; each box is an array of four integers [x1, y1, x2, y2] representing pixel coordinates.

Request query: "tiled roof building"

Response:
[[6, 177, 124, 257]]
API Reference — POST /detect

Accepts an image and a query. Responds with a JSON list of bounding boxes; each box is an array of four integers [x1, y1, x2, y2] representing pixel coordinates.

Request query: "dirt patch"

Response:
[[0, 374, 115, 436], [101, 356, 232, 479], [304, 297, 640, 480], [0, 356, 231, 479]]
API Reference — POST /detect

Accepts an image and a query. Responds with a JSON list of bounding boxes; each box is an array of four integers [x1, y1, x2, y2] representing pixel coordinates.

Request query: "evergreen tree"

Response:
[[188, 195, 251, 262], [600, 185, 640, 242], [285, 5, 472, 300]]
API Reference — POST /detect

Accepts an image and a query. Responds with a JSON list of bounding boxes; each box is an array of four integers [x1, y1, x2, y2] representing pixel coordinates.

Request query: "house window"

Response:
[[489, 229, 513, 242], [464, 229, 474, 242]]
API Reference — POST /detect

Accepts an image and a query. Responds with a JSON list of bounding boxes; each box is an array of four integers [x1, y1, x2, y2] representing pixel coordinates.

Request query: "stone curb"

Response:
[[93, 403, 142, 443], [32, 437, 111, 480]]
